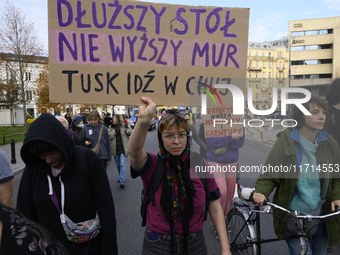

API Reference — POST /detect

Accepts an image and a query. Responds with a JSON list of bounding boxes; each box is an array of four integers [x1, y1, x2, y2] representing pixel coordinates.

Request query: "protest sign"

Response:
[[48, 0, 249, 107]]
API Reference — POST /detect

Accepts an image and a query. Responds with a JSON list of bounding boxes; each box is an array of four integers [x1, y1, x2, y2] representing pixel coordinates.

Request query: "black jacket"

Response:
[[17, 114, 118, 255]]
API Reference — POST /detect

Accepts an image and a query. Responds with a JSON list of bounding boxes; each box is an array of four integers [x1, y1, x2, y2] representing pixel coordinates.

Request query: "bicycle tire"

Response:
[[226, 208, 258, 255]]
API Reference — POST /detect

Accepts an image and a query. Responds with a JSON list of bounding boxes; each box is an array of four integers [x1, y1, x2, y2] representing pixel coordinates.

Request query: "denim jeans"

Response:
[[142, 228, 207, 255], [285, 222, 328, 255], [114, 154, 127, 183]]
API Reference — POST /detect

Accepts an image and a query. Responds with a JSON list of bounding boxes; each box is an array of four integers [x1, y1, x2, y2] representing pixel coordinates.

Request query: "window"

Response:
[[305, 60, 318, 65], [249, 60, 252, 67], [25, 91, 32, 101], [256, 52, 258, 57], [256, 72, 259, 78], [305, 45, 318, 50], [262, 52, 265, 57], [249, 72, 252, 78], [291, 31, 304, 36], [262, 93, 265, 99], [283, 73, 285, 79], [262, 82, 266, 88], [292, 60, 304, 65], [25, 72, 31, 81], [268, 52, 271, 58], [320, 44, 332, 49], [320, 29, 333, 34], [256, 83, 259, 88], [249, 82, 252, 88], [276, 73, 278, 78], [306, 30, 320, 35], [269, 82, 272, 88], [283, 62, 285, 68], [263, 72, 266, 78], [256, 93, 259, 99], [291, 46, 304, 51], [249, 51, 252, 56], [320, 59, 332, 64], [269, 62, 272, 68], [256, 61, 259, 68], [269, 72, 272, 78], [263, 62, 266, 68], [279, 62, 282, 68]]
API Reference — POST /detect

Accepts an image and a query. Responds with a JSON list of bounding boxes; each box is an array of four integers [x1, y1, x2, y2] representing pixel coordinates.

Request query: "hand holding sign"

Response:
[[231, 132, 243, 141], [139, 97, 157, 122]]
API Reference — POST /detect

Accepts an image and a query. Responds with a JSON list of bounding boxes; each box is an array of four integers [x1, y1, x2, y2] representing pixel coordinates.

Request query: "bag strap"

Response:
[[97, 125, 104, 144], [321, 143, 330, 201]]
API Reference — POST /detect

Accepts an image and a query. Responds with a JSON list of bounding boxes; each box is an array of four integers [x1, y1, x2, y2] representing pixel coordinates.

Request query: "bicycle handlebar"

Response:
[[249, 194, 340, 219]]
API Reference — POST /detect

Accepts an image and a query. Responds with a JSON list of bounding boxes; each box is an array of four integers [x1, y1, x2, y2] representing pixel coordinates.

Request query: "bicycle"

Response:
[[226, 185, 340, 255]]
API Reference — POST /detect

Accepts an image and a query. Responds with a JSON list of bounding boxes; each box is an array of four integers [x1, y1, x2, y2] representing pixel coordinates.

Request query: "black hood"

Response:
[[21, 113, 75, 174]]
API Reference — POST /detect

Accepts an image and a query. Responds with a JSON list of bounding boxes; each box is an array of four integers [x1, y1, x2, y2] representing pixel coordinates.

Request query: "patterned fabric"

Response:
[[158, 146, 190, 238], [0, 205, 69, 254]]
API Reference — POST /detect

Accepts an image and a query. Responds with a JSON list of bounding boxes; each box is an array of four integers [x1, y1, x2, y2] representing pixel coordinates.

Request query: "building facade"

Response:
[[289, 16, 340, 100], [247, 38, 289, 112]]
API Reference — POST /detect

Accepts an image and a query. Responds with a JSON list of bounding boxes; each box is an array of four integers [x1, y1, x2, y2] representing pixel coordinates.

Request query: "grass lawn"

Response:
[[0, 125, 27, 145]]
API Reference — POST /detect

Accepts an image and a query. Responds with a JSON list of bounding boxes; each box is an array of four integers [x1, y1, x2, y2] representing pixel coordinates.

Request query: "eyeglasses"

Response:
[[162, 132, 187, 143]]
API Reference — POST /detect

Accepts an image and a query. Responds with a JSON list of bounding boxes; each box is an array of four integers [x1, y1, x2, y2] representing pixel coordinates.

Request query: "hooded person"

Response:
[[16, 113, 118, 255]]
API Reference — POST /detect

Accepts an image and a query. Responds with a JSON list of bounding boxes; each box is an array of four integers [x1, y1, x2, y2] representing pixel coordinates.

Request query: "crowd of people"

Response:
[[0, 79, 340, 254]]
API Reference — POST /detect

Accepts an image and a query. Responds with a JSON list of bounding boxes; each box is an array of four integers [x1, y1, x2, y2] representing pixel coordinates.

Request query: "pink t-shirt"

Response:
[[138, 153, 218, 234]]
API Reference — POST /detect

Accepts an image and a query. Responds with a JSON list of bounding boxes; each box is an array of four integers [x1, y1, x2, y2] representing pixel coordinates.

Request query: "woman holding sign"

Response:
[[128, 97, 231, 255]]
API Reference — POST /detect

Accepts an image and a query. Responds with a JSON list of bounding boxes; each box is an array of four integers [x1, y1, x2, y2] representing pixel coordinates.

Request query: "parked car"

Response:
[[267, 110, 288, 120]]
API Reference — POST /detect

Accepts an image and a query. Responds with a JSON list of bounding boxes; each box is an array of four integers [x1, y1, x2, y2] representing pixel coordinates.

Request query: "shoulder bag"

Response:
[[49, 176, 100, 243], [92, 125, 103, 155]]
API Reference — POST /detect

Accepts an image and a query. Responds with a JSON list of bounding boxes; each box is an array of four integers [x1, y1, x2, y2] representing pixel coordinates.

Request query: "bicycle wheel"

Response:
[[226, 208, 258, 255]]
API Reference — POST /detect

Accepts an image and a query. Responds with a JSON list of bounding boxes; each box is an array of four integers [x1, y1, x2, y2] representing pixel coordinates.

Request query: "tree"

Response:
[[0, 78, 20, 129], [36, 60, 65, 114], [0, 1, 44, 131]]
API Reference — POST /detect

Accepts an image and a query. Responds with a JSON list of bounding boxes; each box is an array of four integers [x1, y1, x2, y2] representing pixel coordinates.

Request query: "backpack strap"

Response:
[[195, 164, 210, 221], [141, 156, 166, 227]]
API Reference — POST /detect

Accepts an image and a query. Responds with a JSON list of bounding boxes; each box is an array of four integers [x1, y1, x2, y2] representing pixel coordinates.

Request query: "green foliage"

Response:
[[0, 125, 26, 145]]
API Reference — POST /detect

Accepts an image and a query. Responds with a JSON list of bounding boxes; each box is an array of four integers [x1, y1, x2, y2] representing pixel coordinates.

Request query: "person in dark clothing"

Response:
[[70, 113, 84, 138], [82, 108, 90, 125], [184, 113, 207, 153], [56, 116, 80, 145], [104, 112, 113, 128], [324, 78, 340, 148], [64, 113, 72, 127], [0, 204, 69, 255], [16, 113, 118, 255]]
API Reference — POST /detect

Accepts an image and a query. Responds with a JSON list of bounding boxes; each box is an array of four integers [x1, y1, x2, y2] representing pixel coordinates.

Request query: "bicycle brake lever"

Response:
[[264, 205, 271, 213]]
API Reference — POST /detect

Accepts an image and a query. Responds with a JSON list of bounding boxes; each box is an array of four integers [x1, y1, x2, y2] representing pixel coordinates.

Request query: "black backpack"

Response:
[[140, 156, 210, 227]]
